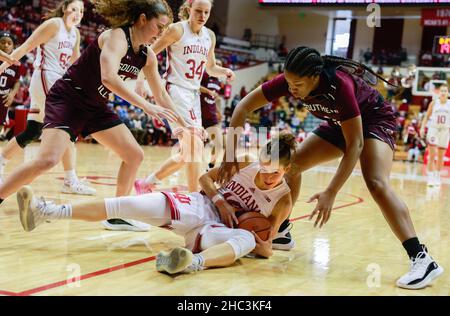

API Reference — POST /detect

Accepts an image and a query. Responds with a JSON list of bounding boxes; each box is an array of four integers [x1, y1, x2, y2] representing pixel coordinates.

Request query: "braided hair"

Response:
[[285, 46, 394, 87]]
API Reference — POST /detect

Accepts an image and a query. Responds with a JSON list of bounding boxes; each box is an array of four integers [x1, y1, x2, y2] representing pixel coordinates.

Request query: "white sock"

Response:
[[45, 204, 73, 220], [145, 173, 161, 185], [192, 254, 205, 267], [64, 170, 78, 183]]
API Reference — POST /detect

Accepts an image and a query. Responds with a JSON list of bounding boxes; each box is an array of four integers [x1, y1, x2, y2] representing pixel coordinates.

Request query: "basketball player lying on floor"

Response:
[[16, 133, 295, 274]]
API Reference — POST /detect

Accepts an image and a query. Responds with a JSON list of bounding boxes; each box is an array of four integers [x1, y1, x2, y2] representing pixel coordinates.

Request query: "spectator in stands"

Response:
[[240, 86, 248, 99], [385, 67, 402, 100], [403, 119, 420, 145], [421, 98, 430, 113], [401, 64, 416, 103], [398, 99, 409, 114], [278, 35, 289, 58], [407, 136, 425, 163], [243, 27, 252, 42], [363, 48, 373, 64]]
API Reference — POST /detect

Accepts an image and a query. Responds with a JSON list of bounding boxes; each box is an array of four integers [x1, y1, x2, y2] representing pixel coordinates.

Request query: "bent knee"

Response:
[[123, 146, 144, 165], [35, 156, 60, 170], [364, 177, 389, 195]]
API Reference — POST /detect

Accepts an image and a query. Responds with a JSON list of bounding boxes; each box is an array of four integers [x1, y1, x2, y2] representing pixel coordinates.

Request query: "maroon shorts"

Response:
[[313, 119, 397, 152], [202, 119, 219, 129], [43, 79, 122, 142]]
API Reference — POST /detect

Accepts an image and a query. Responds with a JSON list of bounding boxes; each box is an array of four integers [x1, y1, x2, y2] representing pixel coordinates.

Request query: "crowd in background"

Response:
[[1, 0, 448, 162]]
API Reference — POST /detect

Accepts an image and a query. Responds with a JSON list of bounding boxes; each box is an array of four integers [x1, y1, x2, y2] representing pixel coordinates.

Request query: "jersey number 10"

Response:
[[437, 115, 446, 125], [0, 76, 7, 88]]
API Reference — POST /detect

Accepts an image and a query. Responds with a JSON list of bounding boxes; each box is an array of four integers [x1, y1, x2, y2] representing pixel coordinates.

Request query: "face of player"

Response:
[[139, 14, 170, 45], [189, 0, 212, 27], [63, 0, 84, 27], [0, 37, 14, 54], [257, 161, 289, 190], [284, 71, 320, 100], [439, 86, 449, 100]]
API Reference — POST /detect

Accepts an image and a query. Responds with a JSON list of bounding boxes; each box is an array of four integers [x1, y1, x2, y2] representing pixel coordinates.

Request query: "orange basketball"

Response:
[[237, 211, 272, 241]]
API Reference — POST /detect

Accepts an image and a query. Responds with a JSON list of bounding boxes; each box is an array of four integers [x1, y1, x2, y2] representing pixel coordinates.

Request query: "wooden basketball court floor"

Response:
[[0, 142, 448, 296]]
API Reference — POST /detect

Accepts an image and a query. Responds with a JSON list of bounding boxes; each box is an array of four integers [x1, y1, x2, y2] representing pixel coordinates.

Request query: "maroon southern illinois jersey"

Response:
[[262, 68, 396, 127], [200, 73, 221, 127], [0, 63, 20, 107], [62, 26, 147, 107]]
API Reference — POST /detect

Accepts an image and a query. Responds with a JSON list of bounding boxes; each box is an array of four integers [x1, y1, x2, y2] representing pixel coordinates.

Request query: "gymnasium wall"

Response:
[[230, 62, 270, 100], [352, 19, 376, 62], [277, 12, 329, 53], [225, 0, 279, 39]]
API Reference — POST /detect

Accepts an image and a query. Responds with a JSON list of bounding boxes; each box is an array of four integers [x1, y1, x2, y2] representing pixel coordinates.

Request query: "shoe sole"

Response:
[[272, 239, 296, 251], [397, 266, 444, 290], [156, 247, 193, 274], [61, 187, 96, 196], [17, 186, 34, 232]]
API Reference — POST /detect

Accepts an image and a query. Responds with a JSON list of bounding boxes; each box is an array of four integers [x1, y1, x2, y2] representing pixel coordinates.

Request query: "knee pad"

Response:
[[226, 229, 256, 260], [16, 120, 43, 148]]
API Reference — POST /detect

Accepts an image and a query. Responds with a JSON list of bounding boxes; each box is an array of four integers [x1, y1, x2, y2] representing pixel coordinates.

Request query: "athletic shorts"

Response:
[[166, 83, 202, 129], [161, 191, 226, 252], [313, 119, 397, 152], [29, 70, 62, 122], [43, 78, 122, 142], [427, 126, 450, 149]]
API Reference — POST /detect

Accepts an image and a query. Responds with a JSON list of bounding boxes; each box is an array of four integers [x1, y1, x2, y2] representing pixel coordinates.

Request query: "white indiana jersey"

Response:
[[164, 20, 212, 91], [429, 98, 450, 129], [218, 163, 291, 218], [34, 17, 78, 76]]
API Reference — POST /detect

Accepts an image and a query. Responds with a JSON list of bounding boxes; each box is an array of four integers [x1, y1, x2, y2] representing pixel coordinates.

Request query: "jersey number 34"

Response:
[[185, 59, 205, 80]]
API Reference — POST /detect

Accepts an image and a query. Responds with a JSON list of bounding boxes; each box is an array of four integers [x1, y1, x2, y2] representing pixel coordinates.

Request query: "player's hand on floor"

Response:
[[308, 190, 336, 228], [252, 232, 273, 258]]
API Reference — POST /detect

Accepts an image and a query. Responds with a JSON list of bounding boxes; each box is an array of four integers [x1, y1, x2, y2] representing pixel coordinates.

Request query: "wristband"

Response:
[[211, 194, 224, 204]]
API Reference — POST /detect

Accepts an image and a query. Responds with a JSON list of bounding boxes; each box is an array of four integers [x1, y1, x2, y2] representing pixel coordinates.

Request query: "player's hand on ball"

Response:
[[308, 190, 336, 228], [145, 104, 178, 123], [215, 199, 239, 228]]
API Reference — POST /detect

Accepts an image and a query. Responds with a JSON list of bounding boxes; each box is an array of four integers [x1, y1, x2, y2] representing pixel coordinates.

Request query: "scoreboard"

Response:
[[259, 0, 450, 5], [434, 36, 450, 55]]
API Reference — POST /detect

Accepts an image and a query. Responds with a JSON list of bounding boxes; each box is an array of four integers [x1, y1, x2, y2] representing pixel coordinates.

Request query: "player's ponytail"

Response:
[[92, 0, 173, 28], [285, 46, 394, 87], [44, 0, 81, 20], [263, 132, 297, 167], [178, 0, 214, 21]]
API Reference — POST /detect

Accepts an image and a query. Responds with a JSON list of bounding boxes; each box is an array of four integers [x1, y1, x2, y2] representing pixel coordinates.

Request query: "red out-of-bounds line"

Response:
[[15, 256, 156, 296], [1, 194, 364, 296]]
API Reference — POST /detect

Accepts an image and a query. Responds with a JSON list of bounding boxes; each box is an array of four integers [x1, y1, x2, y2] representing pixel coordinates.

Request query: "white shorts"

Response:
[[28, 70, 62, 122], [162, 191, 227, 252], [166, 83, 202, 128], [427, 126, 450, 149]]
